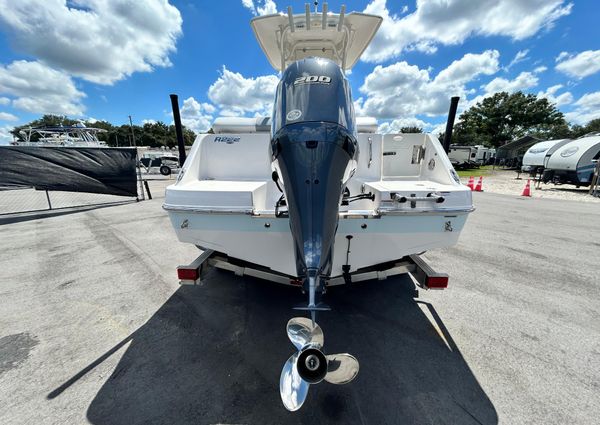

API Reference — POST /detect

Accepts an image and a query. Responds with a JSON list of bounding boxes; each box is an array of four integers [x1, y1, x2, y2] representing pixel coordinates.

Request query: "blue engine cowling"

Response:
[[270, 57, 358, 294]]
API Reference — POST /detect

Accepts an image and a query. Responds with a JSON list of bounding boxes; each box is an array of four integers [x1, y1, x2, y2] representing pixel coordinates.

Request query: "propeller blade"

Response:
[[280, 352, 310, 411], [324, 353, 359, 385], [286, 317, 324, 350]]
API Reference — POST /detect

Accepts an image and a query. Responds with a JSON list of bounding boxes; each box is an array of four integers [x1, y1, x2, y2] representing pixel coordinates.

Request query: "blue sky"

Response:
[[0, 0, 599, 143]]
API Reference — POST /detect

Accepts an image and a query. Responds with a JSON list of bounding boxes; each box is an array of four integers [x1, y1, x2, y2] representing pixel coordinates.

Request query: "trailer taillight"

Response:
[[177, 267, 199, 281], [426, 275, 448, 289]]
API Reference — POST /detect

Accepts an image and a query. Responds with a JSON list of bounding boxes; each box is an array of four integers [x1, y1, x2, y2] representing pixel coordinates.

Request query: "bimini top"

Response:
[[16, 124, 108, 146], [251, 4, 382, 71]]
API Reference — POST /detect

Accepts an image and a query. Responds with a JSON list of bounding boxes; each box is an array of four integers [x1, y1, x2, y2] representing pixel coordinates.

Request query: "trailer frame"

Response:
[[177, 250, 449, 290]]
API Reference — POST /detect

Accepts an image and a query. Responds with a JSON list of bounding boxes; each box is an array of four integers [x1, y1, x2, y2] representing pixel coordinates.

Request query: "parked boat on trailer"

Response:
[[164, 2, 473, 411]]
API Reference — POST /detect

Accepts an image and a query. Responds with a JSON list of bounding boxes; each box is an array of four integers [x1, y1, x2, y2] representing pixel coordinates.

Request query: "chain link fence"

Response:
[[0, 168, 177, 216], [0, 186, 138, 215]]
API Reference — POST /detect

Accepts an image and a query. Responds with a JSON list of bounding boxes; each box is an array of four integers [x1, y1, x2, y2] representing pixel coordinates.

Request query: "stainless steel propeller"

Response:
[[280, 317, 359, 411]]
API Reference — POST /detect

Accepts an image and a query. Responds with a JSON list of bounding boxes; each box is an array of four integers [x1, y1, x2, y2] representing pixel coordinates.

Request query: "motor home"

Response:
[[473, 145, 495, 165], [448, 146, 477, 168], [448, 145, 493, 167], [543, 135, 600, 186], [521, 139, 571, 175]]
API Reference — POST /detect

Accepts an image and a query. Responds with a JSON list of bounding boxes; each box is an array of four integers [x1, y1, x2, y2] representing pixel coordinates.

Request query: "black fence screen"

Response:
[[0, 146, 137, 197]]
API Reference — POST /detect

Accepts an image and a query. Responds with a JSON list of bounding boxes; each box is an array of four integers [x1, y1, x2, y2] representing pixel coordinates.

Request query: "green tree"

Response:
[[400, 126, 423, 133], [8, 114, 197, 147], [569, 119, 600, 139], [583, 118, 600, 135], [453, 92, 568, 147], [141, 121, 169, 147], [570, 124, 586, 138]]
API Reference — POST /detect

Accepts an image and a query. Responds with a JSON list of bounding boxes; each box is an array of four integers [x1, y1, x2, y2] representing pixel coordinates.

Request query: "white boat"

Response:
[[166, 119, 472, 277], [14, 124, 108, 147], [165, 8, 472, 279], [164, 3, 474, 410]]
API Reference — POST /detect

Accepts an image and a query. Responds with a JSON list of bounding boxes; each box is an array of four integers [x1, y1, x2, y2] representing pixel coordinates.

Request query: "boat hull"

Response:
[[166, 210, 468, 278]]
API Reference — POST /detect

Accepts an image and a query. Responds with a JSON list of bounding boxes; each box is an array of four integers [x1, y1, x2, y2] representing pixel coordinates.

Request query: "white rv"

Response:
[[448, 145, 494, 167], [543, 135, 600, 186], [521, 139, 571, 174], [448, 146, 476, 168], [473, 145, 495, 165]]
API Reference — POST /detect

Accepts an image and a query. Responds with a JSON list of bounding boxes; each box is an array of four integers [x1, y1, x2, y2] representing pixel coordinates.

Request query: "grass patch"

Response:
[[455, 165, 496, 177]]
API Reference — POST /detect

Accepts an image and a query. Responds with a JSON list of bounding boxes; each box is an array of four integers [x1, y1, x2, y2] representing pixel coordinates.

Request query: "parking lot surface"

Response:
[[1, 183, 598, 424]]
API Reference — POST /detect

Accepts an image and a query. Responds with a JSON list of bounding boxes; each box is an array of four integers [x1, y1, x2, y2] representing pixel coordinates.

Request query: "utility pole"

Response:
[[129, 115, 145, 201]]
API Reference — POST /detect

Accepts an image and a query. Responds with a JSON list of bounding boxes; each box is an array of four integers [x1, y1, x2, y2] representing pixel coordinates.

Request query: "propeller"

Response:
[[280, 317, 359, 411]]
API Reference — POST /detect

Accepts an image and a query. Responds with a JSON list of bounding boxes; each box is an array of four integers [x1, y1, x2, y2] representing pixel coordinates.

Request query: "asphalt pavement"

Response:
[[0, 182, 598, 424]]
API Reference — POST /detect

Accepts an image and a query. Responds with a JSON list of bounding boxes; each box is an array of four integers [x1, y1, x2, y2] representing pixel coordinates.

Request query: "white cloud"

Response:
[[537, 84, 573, 106], [208, 66, 278, 116], [555, 50, 600, 79], [0, 111, 18, 121], [0, 125, 14, 144], [378, 117, 430, 134], [0, 96, 9, 105], [574, 92, 600, 109], [0, 60, 86, 115], [362, 0, 572, 63], [179, 97, 214, 133], [506, 49, 529, 70], [565, 91, 600, 125], [0, 0, 182, 85], [434, 51, 500, 86], [242, 0, 277, 16], [482, 71, 538, 94], [534, 66, 548, 73], [242, 0, 255, 11], [142, 119, 157, 125], [358, 50, 500, 120]]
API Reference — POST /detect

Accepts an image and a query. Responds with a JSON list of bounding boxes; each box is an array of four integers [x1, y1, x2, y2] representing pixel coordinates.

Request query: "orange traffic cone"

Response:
[[521, 179, 531, 197], [466, 176, 474, 190], [474, 176, 483, 192]]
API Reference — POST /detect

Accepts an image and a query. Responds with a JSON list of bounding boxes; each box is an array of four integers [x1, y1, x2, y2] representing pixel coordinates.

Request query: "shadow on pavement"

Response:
[[50, 269, 498, 424], [0, 201, 135, 225]]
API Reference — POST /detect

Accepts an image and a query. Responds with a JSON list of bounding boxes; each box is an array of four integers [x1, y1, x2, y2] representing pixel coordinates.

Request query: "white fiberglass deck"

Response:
[[164, 128, 473, 277]]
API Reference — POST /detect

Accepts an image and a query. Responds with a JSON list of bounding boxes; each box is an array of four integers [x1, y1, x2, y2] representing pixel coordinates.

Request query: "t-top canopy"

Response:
[[251, 4, 382, 71]]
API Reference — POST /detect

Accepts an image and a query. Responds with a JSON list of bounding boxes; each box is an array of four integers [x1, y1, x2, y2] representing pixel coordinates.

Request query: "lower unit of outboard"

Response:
[[271, 121, 358, 315]]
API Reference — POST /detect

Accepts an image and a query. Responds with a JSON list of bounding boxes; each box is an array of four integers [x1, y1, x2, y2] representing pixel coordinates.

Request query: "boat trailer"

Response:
[[176, 250, 449, 291]]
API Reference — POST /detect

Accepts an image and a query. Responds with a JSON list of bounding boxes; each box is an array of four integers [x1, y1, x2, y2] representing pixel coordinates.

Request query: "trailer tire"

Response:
[[160, 165, 171, 176]]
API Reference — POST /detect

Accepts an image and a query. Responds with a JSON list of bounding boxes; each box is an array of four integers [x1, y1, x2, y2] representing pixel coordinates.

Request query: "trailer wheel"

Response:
[[160, 165, 171, 176]]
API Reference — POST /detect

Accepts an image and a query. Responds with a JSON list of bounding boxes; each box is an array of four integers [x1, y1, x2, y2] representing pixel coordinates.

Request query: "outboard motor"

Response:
[[270, 57, 358, 319]]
